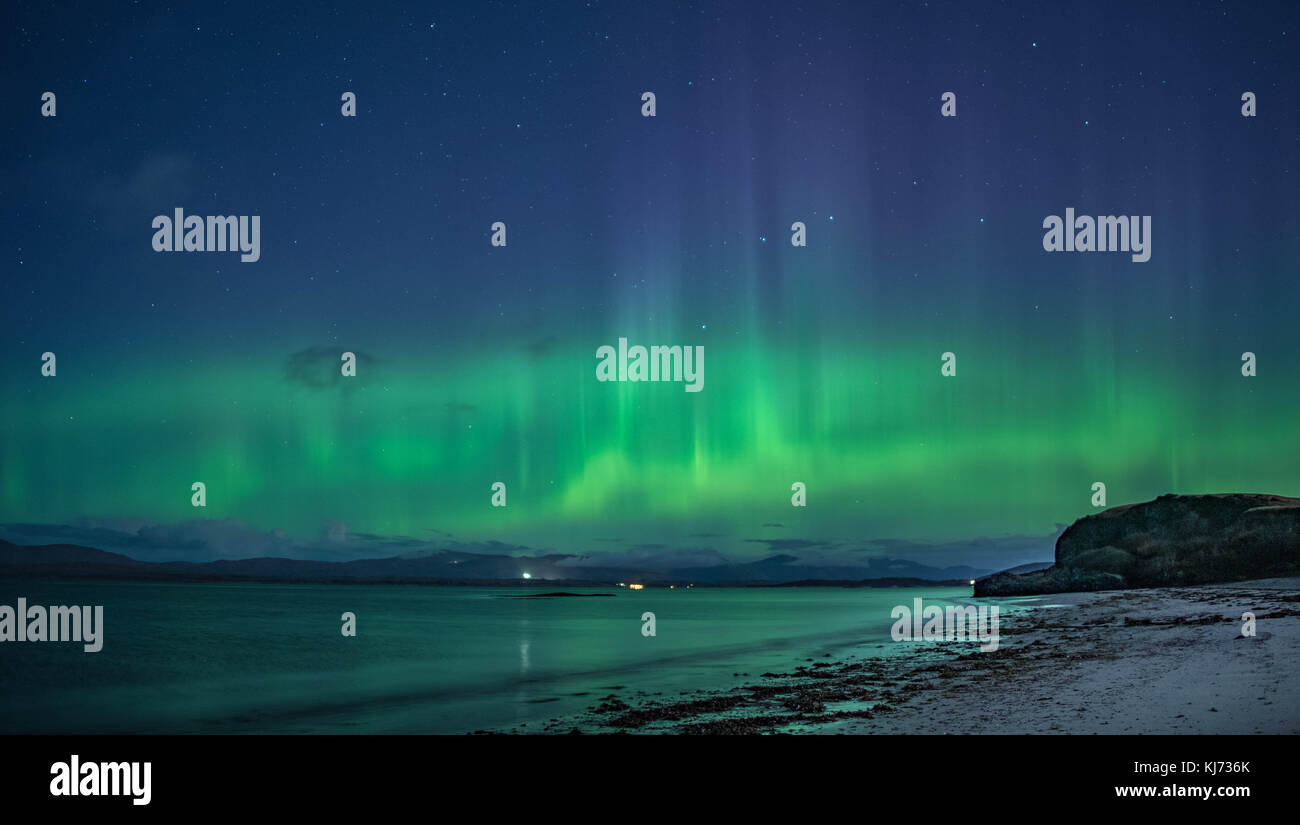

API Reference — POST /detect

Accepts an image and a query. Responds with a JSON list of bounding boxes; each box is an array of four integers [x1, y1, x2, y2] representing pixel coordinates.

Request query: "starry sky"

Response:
[[1, 1, 1297, 572]]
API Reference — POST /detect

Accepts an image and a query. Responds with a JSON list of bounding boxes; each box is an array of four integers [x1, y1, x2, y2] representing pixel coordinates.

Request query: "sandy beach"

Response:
[[543, 578, 1300, 735]]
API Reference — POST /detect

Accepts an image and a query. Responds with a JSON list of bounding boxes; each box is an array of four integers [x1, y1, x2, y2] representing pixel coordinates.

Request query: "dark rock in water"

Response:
[[509, 592, 615, 598], [976, 493, 1300, 596]]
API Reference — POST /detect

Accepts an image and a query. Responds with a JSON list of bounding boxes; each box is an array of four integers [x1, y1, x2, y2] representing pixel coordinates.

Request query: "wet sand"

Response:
[[514, 577, 1300, 734]]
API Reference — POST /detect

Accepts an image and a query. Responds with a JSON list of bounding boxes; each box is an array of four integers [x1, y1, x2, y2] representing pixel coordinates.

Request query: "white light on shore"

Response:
[[969, 579, 976, 586], [522, 572, 532, 579]]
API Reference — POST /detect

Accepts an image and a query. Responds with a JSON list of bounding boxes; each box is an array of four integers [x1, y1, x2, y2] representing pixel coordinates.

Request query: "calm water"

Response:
[[0, 579, 980, 733]]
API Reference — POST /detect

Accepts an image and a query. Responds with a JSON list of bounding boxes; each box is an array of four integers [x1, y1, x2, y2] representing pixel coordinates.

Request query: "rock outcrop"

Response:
[[975, 493, 1300, 596]]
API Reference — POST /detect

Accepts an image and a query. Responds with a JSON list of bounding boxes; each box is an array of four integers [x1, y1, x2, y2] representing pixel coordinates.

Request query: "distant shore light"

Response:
[[522, 572, 532, 579]]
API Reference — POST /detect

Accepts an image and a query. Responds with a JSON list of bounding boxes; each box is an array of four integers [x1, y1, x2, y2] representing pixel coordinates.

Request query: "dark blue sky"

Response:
[[2, 1, 1297, 571]]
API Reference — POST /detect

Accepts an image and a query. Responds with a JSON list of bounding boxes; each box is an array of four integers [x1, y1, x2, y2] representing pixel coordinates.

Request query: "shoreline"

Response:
[[516, 577, 1300, 735]]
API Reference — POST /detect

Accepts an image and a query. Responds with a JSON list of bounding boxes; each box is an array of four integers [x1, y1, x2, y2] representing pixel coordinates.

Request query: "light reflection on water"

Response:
[[0, 579, 1007, 733]]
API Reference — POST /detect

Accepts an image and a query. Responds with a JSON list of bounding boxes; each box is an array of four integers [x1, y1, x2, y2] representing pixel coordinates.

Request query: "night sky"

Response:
[[2, 1, 1297, 572]]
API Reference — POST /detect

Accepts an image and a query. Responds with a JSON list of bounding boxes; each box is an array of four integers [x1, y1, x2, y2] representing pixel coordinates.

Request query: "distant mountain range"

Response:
[[0, 540, 993, 586]]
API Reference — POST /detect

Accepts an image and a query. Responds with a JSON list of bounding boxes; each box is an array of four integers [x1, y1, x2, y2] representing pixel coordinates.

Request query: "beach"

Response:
[[546, 578, 1300, 734]]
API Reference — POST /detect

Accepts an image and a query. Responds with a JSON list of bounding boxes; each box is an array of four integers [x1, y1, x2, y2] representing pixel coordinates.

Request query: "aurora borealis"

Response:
[[2, 1, 1298, 573]]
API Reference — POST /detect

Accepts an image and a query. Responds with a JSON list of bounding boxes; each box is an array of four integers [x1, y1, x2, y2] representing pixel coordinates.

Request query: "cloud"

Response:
[[0, 518, 437, 563], [743, 537, 838, 552], [443, 401, 478, 414], [845, 533, 1061, 569], [83, 153, 197, 221], [559, 544, 730, 569], [522, 335, 559, 358], [284, 347, 378, 390], [0, 519, 1060, 573]]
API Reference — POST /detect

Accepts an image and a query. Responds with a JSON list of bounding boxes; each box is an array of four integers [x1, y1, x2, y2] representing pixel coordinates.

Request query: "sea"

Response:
[[0, 579, 985, 733]]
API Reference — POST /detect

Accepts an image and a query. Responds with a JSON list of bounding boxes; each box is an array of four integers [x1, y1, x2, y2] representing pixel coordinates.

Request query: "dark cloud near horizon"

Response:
[[1, 518, 435, 563], [284, 346, 378, 390], [845, 533, 1062, 570], [1, 518, 1058, 572], [522, 335, 559, 358], [744, 537, 838, 552], [559, 544, 730, 569]]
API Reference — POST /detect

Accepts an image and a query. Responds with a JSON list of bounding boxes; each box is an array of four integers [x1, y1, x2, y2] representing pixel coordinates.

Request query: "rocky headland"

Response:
[[976, 493, 1300, 596]]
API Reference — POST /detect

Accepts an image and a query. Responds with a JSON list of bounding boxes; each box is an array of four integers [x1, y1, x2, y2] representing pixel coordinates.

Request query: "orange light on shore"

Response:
[[628, 583, 644, 590]]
